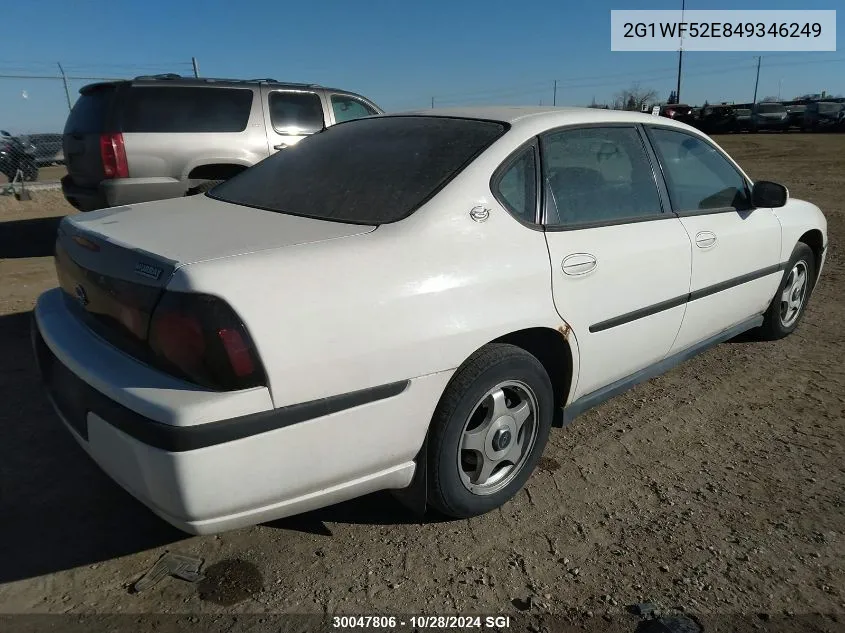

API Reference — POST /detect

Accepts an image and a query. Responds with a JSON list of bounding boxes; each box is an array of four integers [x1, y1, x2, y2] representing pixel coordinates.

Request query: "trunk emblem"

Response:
[[74, 284, 89, 307], [134, 262, 163, 280]]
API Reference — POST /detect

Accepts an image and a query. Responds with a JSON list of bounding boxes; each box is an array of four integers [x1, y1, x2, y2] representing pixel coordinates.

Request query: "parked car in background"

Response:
[[659, 103, 694, 124], [802, 101, 843, 131], [0, 130, 38, 181], [33, 106, 827, 534], [61, 74, 383, 212], [751, 102, 789, 132], [695, 104, 736, 134], [27, 133, 65, 166], [732, 108, 753, 132], [784, 104, 807, 130]]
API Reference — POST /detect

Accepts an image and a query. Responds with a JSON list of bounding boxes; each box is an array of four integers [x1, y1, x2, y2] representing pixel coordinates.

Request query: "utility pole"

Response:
[[191, 57, 200, 78], [57, 62, 72, 112], [553, 80, 557, 106], [676, 0, 685, 103], [752, 56, 762, 104], [431, 96, 434, 109]]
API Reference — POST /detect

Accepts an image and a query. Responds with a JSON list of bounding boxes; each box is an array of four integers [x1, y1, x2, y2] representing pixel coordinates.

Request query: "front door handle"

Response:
[[562, 253, 597, 276], [695, 231, 717, 249], [273, 143, 288, 151]]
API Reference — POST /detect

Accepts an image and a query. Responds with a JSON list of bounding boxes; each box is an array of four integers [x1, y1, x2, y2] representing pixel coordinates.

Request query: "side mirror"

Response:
[[751, 180, 788, 208]]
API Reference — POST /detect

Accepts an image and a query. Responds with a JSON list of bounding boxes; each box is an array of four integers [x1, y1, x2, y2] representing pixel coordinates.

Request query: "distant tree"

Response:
[[668, 90, 677, 104], [613, 82, 658, 111], [761, 95, 780, 102]]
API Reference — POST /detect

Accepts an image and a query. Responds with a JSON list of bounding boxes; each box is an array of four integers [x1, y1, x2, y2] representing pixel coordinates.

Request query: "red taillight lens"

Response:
[[148, 292, 266, 391], [99, 133, 128, 179], [217, 328, 255, 377]]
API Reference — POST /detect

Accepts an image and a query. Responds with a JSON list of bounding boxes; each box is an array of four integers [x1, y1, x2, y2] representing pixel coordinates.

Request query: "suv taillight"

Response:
[[100, 133, 128, 179], [148, 292, 266, 391]]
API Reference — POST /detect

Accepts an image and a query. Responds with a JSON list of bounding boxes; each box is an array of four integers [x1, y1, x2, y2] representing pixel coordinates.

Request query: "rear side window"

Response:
[[495, 148, 537, 223], [268, 92, 324, 134], [210, 116, 507, 225], [120, 87, 253, 133], [64, 88, 116, 134], [331, 95, 379, 123]]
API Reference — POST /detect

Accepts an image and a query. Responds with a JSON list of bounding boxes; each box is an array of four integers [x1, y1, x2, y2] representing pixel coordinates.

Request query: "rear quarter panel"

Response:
[[166, 137, 571, 411], [122, 88, 269, 181]]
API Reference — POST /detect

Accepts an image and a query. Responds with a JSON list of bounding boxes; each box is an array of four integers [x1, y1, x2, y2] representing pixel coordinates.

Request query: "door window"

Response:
[[541, 127, 662, 226], [268, 92, 324, 134], [648, 128, 751, 212], [331, 95, 379, 123]]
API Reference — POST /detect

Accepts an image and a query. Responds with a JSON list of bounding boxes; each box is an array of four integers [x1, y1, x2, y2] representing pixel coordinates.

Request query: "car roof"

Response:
[[387, 106, 696, 133]]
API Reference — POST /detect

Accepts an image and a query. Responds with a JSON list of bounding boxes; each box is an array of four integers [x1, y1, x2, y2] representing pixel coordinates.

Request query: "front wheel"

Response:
[[756, 243, 815, 340], [427, 344, 554, 519]]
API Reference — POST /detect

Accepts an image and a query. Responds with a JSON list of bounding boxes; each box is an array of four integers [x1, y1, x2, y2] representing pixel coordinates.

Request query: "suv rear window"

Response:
[[64, 87, 116, 134], [209, 116, 507, 225], [120, 86, 253, 133], [756, 103, 785, 113]]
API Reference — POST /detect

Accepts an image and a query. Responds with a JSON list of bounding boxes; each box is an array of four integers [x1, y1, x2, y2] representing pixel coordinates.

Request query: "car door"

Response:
[[260, 86, 326, 154], [644, 126, 782, 353], [540, 125, 693, 399]]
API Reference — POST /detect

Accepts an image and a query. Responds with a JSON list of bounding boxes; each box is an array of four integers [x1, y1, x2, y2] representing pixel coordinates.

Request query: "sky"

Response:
[[1, 0, 842, 133]]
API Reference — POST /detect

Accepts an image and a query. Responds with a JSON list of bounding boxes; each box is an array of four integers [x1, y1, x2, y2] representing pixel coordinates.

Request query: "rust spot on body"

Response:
[[557, 322, 571, 339]]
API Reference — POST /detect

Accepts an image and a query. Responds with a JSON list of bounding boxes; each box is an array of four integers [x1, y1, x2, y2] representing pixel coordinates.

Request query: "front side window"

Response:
[[495, 148, 537, 223], [542, 127, 662, 226], [331, 95, 378, 123], [649, 128, 750, 212], [268, 91, 324, 134]]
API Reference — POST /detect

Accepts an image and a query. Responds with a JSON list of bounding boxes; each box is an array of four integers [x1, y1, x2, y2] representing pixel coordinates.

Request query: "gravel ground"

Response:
[[0, 134, 843, 632]]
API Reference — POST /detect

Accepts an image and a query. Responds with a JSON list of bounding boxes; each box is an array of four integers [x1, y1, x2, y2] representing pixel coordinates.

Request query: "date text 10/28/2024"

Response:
[[332, 615, 512, 629]]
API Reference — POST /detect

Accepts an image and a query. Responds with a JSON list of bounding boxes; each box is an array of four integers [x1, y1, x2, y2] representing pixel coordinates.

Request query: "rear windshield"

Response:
[[64, 88, 116, 134], [120, 86, 254, 133], [756, 103, 785, 113], [818, 102, 842, 113], [209, 116, 508, 225]]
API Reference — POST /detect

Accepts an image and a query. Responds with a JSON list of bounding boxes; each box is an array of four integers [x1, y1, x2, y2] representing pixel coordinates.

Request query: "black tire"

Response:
[[186, 179, 223, 196], [427, 343, 554, 518], [755, 242, 816, 341]]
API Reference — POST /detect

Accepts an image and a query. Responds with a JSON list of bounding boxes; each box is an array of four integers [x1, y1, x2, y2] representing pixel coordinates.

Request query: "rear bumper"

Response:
[[62, 175, 187, 212], [32, 288, 443, 534]]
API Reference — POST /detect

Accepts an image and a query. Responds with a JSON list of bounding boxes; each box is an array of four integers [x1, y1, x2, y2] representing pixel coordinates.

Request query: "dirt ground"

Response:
[[0, 134, 842, 631]]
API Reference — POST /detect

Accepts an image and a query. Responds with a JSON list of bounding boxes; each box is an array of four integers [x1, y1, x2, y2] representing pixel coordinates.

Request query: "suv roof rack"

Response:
[[130, 74, 324, 88]]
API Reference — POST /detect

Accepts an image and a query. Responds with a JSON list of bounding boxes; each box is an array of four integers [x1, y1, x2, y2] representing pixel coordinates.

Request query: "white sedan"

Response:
[[33, 107, 827, 534]]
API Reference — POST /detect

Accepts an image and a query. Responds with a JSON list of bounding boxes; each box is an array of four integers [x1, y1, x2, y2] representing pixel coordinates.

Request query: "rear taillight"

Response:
[[99, 133, 128, 179], [148, 292, 266, 391]]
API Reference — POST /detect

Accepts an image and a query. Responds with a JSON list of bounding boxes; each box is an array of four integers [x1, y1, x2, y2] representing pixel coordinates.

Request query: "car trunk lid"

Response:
[[56, 195, 375, 365]]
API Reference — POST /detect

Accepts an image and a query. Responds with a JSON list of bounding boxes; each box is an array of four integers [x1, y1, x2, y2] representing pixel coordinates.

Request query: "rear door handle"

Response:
[[695, 231, 717, 249], [273, 143, 288, 150], [562, 253, 597, 276]]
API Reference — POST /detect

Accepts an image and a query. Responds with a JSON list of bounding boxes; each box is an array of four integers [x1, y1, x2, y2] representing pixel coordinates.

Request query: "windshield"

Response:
[[756, 104, 785, 113], [209, 116, 507, 225]]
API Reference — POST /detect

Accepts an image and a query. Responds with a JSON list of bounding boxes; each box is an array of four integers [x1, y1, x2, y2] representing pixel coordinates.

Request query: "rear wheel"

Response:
[[427, 344, 554, 518], [186, 180, 223, 196], [756, 243, 815, 340]]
